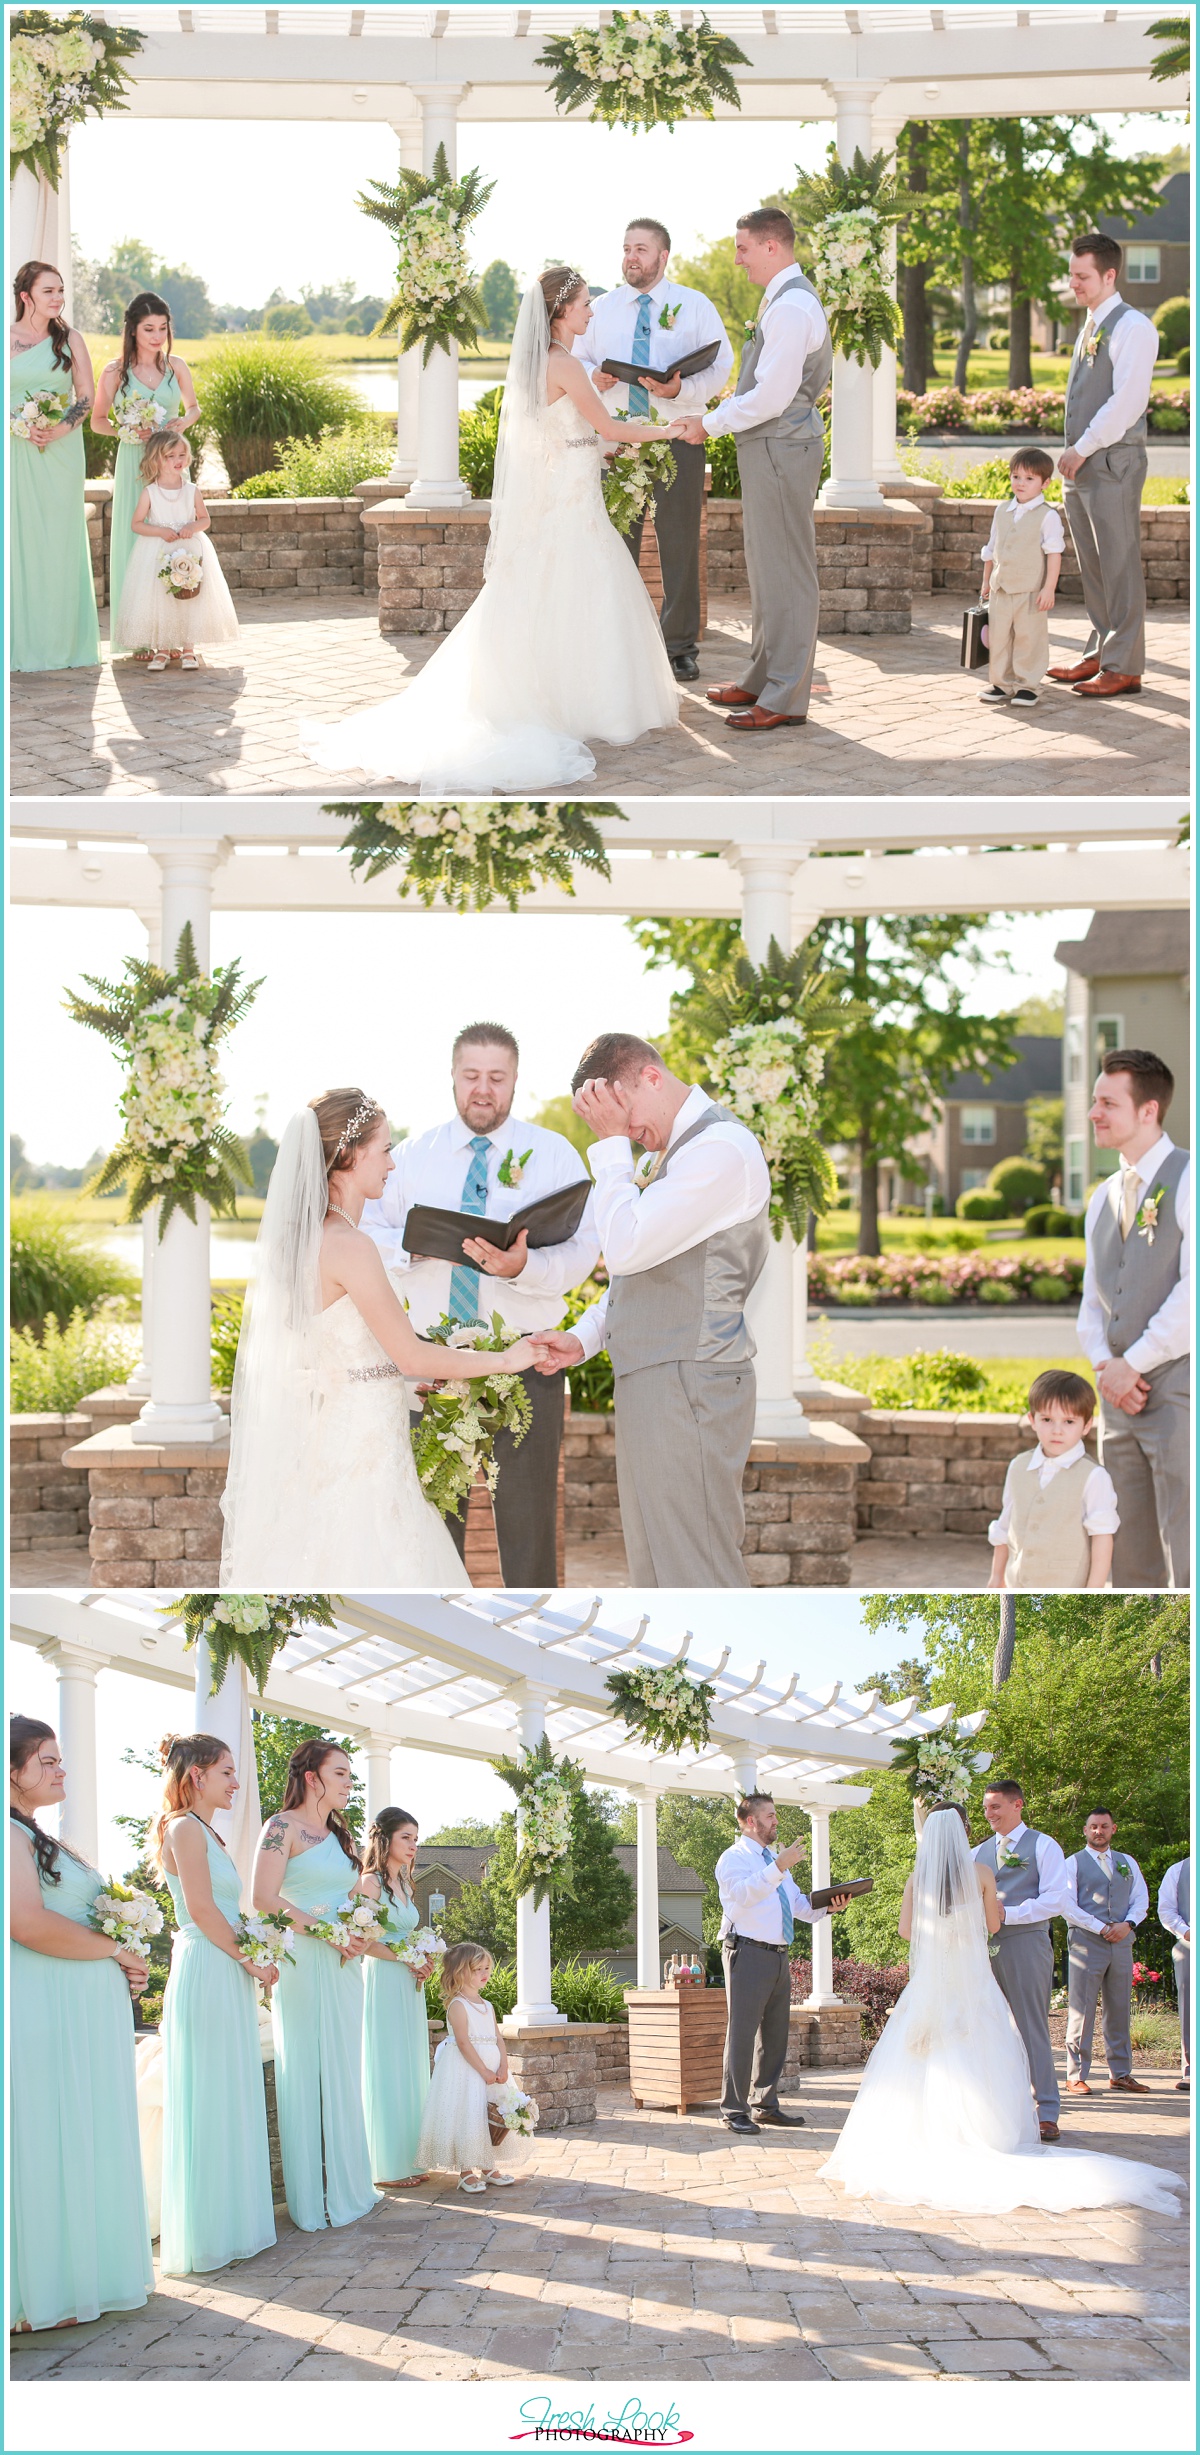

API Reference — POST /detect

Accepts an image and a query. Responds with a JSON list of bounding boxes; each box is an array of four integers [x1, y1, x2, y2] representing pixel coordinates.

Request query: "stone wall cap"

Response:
[[362, 501, 491, 526], [62, 1423, 231, 1469], [816, 499, 928, 527]]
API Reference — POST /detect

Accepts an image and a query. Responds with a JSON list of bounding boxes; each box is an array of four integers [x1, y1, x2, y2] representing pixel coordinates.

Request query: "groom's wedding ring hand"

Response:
[[461, 1229, 529, 1280]]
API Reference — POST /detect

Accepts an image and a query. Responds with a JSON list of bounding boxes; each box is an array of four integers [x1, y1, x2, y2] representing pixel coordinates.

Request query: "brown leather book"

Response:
[[401, 1178, 591, 1266], [808, 1877, 874, 1910], [600, 338, 722, 387]]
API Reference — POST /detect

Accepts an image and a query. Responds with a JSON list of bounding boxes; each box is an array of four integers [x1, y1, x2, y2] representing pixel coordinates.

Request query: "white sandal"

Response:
[[147, 653, 169, 672], [180, 652, 199, 670], [485, 2169, 517, 2186], [458, 2173, 486, 2194]]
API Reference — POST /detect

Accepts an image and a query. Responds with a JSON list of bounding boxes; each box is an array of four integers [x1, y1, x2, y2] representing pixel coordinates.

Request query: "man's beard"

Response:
[[456, 1094, 512, 1135]]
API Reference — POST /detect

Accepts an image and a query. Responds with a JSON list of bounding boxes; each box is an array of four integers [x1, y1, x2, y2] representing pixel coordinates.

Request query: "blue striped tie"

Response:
[[764, 1845, 794, 1944], [629, 293, 652, 419], [447, 1135, 491, 1325]]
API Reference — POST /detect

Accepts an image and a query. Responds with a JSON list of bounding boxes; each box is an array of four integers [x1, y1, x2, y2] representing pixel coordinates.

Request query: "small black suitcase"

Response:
[[961, 602, 990, 670]]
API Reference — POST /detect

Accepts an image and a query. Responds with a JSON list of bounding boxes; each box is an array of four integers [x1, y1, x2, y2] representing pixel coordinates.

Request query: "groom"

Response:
[[974, 1779, 1069, 2141], [531, 1033, 771, 1586]]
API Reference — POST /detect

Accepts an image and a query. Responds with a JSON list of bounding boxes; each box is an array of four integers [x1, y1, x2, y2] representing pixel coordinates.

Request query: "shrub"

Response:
[[956, 1189, 1005, 1220], [978, 1278, 1019, 1304], [563, 1277, 615, 1413], [84, 427, 118, 478], [210, 1287, 245, 1390], [10, 1306, 141, 1413], [549, 1954, 630, 2024], [10, 1198, 138, 1330], [1029, 1273, 1072, 1304], [1149, 402, 1189, 433], [917, 1280, 956, 1304], [705, 430, 741, 498], [788, 1956, 908, 2044], [834, 1282, 878, 1306], [458, 386, 503, 499], [1153, 296, 1191, 359], [1176, 345, 1190, 379], [196, 339, 359, 487], [1024, 1203, 1073, 1239], [866, 1346, 989, 1412], [1129, 2009, 1181, 2057], [231, 423, 392, 499], [987, 1156, 1048, 1214]]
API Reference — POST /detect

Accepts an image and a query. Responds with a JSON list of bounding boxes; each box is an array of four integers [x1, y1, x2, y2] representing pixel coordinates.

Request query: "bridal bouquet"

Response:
[[157, 544, 203, 600], [307, 1899, 387, 1952], [237, 1908, 296, 1971], [10, 388, 66, 441], [536, 10, 748, 133], [410, 1312, 532, 1520], [603, 427, 677, 536], [89, 1881, 164, 1955], [488, 2079, 540, 2138], [113, 390, 169, 442], [387, 1924, 446, 1975]]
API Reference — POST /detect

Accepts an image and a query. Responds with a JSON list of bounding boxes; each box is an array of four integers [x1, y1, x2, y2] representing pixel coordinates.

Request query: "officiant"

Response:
[[575, 218, 733, 682], [360, 1023, 599, 1584]]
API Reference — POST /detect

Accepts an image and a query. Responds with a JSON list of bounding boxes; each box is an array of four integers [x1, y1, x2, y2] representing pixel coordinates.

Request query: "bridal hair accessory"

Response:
[[549, 270, 583, 318], [334, 1097, 379, 1160]]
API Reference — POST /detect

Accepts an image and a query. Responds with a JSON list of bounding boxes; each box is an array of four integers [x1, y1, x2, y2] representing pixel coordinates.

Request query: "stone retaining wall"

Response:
[[783, 2001, 866, 2086], [707, 497, 930, 634], [565, 1411, 869, 1586], [931, 497, 1190, 603], [496, 2021, 624, 2131], [854, 1408, 1090, 1540], [10, 1414, 91, 1551]]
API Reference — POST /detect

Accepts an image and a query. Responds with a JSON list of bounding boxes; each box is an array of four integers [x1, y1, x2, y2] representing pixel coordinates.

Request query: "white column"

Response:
[[631, 1789, 662, 1988], [728, 1750, 758, 1802], [38, 1640, 106, 1867], [727, 845, 816, 1440], [361, 1737, 394, 1825], [820, 82, 886, 511], [509, 1687, 567, 2030], [405, 85, 471, 511], [193, 1643, 261, 1902], [388, 118, 423, 485], [127, 906, 163, 1398], [9, 154, 72, 313], [871, 116, 905, 484], [804, 1809, 842, 2005]]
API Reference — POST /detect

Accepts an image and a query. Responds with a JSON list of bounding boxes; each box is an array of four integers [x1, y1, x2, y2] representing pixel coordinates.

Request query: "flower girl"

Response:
[[113, 430, 238, 669], [417, 1944, 532, 2194]]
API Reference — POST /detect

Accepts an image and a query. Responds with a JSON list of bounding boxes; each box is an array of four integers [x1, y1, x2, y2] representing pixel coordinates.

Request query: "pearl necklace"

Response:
[[326, 1203, 358, 1228]]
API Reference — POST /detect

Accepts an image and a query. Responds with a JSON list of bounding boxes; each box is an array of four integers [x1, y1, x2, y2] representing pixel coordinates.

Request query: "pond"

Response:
[[337, 366, 503, 415], [98, 1228, 258, 1283]]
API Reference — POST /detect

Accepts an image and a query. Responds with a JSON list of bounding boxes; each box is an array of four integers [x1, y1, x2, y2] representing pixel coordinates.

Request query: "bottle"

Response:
[[690, 1954, 703, 1987]]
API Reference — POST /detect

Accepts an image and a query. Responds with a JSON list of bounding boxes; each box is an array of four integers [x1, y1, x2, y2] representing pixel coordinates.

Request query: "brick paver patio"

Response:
[[10, 597, 1189, 801], [12, 2064, 1188, 2386]]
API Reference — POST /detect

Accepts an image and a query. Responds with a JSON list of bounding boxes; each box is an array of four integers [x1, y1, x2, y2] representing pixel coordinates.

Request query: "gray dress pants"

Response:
[[624, 438, 706, 658], [990, 1923, 1060, 2121], [734, 429, 824, 717], [1063, 437, 1148, 676], [1100, 1354, 1190, 1590], [1175, 1943, 1191, 2080], [1066, 1932, 1134, 2081], [720, 1938, 792, 2117], [614, 1359, 755, 1587], [445, 1367, 563, 1584]]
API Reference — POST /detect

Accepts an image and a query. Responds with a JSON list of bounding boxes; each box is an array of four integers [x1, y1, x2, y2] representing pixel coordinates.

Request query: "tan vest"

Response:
[[1005, 1451, 1094, 1588], [990, 498, 1050, 597]]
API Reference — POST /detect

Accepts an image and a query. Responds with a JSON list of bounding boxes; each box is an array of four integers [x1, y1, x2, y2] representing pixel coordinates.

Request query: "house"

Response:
[[413, 1841, 706, 1987], [1055, 910, 1191, 1210], [882, 1036, 1062, 1213], [1031, 170, 1189, 347]]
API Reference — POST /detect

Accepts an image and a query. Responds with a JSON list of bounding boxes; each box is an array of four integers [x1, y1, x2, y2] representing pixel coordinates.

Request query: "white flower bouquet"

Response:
[[10, 387, 67, 442], [336, 798, 624, 914], [890, 1730, 993, 1809], [604, 1660, 716, 1755], [157, 544, 203, 601], [164, 1592, 337, 1696], [307, 1899, 387, 1952], [603, 428, 678, 537], [410, 1311, 532, 1520], [238, 1908, 296, 1970], [388, 1924, 446, 1974], [791, 148, 907, 368], [359, 143, 492, 364], [89, 1880, 164, 1955], [488, 2078, 540, 2138], [113, 390, 169, 442]]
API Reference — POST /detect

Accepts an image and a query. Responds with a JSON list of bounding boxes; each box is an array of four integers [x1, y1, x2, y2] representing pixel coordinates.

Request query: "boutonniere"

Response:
[[1114, 1858, 1132, 1880], [498, 1146, 532, 1190], [998, 1844, 1025, 1871], [1081, 324, 1106, 365], [1136, 1193, 1162, 1244], [743, 316, 759, 335], [658, 302, 680, 331], [634, 1151, 660, 1189]]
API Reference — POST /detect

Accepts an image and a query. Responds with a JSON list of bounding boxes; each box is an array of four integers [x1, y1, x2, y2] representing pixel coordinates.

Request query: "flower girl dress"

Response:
[[417, 1995, 530, 2177], [113, 474, 239, 654]]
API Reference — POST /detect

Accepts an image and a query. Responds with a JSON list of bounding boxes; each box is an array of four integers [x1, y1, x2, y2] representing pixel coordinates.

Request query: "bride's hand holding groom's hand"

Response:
[[668, 416, 707, 448], [529, 1331, 585, 1378]]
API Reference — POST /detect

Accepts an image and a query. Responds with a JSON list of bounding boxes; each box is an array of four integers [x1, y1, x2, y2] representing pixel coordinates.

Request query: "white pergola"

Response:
[[9, 1584, 990, 2026], [10, 791, 1190, 1459], [8, 5, 1176, 510]]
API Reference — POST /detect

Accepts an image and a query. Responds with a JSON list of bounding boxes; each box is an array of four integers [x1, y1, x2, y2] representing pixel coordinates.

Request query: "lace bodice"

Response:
[[147, 477, 197, 534], [317, 1268, 409, 1388], [543, 390, 606, 504]]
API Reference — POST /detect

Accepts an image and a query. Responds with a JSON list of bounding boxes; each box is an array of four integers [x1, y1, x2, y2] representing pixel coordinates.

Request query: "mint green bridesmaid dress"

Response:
[[271, 1831, 379, 2232], [109, 362, 184, 629], [362, 1891, 431, 2182], [160, 1818, 276, 2275], [9, 1834, 153, 2329], [9, 333, 100, 672]]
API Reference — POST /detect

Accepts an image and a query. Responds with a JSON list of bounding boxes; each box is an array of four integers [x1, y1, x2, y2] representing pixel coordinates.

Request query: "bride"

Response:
[[821, 1803, 1186, 2217], [219, 1089, 550, 1585], [300, 267, 681, 791]]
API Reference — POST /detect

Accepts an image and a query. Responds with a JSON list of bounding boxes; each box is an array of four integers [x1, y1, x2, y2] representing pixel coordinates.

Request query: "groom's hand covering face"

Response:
[[572, 1075, 637, 1141]]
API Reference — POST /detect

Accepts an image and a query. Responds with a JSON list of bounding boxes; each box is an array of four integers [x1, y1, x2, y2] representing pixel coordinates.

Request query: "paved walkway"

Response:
[[11, 2066, 1188, 2385], [10, 597, 1188, 800]]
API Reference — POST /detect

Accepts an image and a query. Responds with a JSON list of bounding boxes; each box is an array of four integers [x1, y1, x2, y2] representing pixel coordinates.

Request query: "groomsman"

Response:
[[1051, 230, 1159, 700], [532, 1033, 770, 1587], [1158, 1856, 1191, 2092], [576, 218, 733, 681], [974, 1779, 1068, 2140], [1063, 1810, 1149, 2096], [360, 1022, 599, 1583], [715, 1793, 852, 2133], [1077, 1047, 1190, 1588]]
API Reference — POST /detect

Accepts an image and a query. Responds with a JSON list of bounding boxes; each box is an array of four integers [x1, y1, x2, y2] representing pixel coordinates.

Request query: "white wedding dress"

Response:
[[821, 1812, 1187, 2218], [299, 287, 680, 791]]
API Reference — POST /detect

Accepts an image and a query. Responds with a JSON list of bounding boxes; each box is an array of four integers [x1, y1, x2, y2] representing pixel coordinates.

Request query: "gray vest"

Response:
[[1069, 1848, 1135, 1927], [736, 271, 833, 443], [1089, 1146, 1188, 1362], [977, 1825, 1045, 1910], [605, 1103, 770, 1381], [1064, 298, 1147, 447], [1177, 1861, 1191, 1923]]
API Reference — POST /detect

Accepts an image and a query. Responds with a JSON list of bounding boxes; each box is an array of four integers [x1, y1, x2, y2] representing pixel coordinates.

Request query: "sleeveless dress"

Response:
[[113, 474, 239, 653], [109, 362, 183, 625], [9, 331, 100, 672], [271, 1831, 379, 2232], [299, 389, 680, 790], [159, 1819, 276, 2275], [362, 1892, 431, 2182], [9, 1838, 153, 2328], [417, 1994, 531, 2176]]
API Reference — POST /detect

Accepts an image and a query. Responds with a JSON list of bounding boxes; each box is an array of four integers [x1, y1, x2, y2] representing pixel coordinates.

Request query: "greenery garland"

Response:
[[603, 429, 678, 536], [410, 1313, 532, 1521], [692, 937, 864, 1242], [491, 1733, 584, 1905], [332, 799, 624, 913], [604, 1662, 716, 1756], [890, 1729, 992, 1809], [10, 9, 143, 187], [164, 1594, 339, 1697], [64, 923, 260, 1239], [790, 147, 908, 368], [358, 142, 494, 366], [537, 9, 748, 134]]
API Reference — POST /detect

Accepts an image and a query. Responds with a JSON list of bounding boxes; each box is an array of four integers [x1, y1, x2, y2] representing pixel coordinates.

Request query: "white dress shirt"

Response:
[[1158, 1859, 1191, 1943], [974, 1821, 1069, 1925], [360, 1114, 600, 1335], [1071, 292, 1160, 461], [1064, 1845, 1149, 1934], [715, 1830, 829, 1943], [574, 277, 734, 418], [988, 1442, 1119, 1547], [1077, 1133, 1191, 1375], [981, 493, 1067, 564], [571, 1083, 771, 1361], [703, 265, 829, 439]]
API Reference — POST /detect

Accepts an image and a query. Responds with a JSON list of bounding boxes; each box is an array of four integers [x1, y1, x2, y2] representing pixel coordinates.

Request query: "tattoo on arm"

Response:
[[61, 400, 88, 429], [259, 1815, 290, 1855]]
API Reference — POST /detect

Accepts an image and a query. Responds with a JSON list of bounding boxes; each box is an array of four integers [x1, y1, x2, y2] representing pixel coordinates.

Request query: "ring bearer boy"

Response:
[[1064, 1810, 1149, 2096]]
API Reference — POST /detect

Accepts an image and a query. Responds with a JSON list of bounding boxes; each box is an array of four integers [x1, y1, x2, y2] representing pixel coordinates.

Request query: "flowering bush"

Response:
[[410, 1313, 532, 1521], [10, 9, 143, 186], [334, 798, 624, 913], [788, 1956, 909, 2044], [604, 1661, 716, 1755], [693, 937, 861, 1241], [603, 429, 678, 535], [807, 1250, 1084, 1306], [164, 1592, 338, 1695], [1148, 388, 1191, 431], [10, 386, 66, 441], [492, 1733, 584, 1905], [890, 1729, 992, 1810], [897, 386, 1068, 434], [791, 147, 906, 367], [537, 10, 748, 134], [358, 143, 493, 365], [65, 923, 261, 1238]]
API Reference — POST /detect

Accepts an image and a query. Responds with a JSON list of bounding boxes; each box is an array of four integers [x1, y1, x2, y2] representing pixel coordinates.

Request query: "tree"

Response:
[[251, 1712, 364, 1834], [898, 120, 935, 394], [261, 300, 315, 337], [154, 261, 217, 337], [670, 236, 759, 359], [480, 259, 521, 341], [528, 1095, 596, 1166], [426, 1818, 501, 1847], [1024, 1095, 1064, 1177], [1013, 992, 1063, 1037]]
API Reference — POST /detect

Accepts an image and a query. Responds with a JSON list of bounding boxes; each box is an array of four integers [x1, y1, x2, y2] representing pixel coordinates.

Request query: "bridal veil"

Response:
[[219, 1107, 328, 1583]]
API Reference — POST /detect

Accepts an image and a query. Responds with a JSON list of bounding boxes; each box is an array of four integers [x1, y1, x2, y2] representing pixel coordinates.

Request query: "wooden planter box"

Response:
[[625, 1985, 728, 2115]]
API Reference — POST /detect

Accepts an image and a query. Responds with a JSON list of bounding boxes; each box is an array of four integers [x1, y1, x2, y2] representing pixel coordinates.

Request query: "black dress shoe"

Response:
[[722, 2112, 761, 2133], [670, 651, 700, 680], [753, 2108, 806, 2127]]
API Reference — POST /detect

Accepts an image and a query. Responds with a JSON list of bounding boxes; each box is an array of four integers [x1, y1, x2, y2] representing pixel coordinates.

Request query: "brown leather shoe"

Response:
[[1047, 656, 1100, 684], [725, 705, 807, 730], [1109, 2075, 1150, 2092], [1067, 2078, 1092, 2094], [1039, 2121, 1062, 2142], [1073, 670, 1142, 697], [705, 684, 757, 708]]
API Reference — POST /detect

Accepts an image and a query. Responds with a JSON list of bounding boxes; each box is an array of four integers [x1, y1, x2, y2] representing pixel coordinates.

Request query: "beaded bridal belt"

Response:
[[347, 1362, 403, 1383], [566, 435, 599, 449]]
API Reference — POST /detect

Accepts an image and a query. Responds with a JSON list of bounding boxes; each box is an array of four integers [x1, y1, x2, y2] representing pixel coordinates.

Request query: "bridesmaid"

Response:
[[156, 1733, 278, 2276], [360, 1809, 433, 2188], [9, 1714, 153, 2331], [92, 290, 200, 640], [252, 1740, 379, 2233], [9, 261, 100, 672]]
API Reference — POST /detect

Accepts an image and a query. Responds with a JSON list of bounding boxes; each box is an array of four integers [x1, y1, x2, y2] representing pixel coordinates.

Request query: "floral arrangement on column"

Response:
[[409, 1313, 532, 1521], [537, 10, 749, 133], [492, 1733, 584, 1905], [10, 8, 143, 186], [790, 146, 908, 368], [358, 142, 494, 365], [604, 1661, 716, 1756], [331, 799, 625, 912], [164, 1593, 339, 1696], [693, 936, 863, 1242], [890, 1729, 993, 1809], [64, 923, 261, 1238]]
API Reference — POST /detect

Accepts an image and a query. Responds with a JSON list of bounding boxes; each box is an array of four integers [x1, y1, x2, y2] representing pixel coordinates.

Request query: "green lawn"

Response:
[[82, 332, 511, 373], [815, 1211, 1084, 1264], [14, 1187, 265, 1228], [926, 348, 1185, 396]]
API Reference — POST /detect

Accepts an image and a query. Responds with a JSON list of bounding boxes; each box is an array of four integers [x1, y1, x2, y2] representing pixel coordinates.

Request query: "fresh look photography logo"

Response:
[[510, 2393, 693, 2445]]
